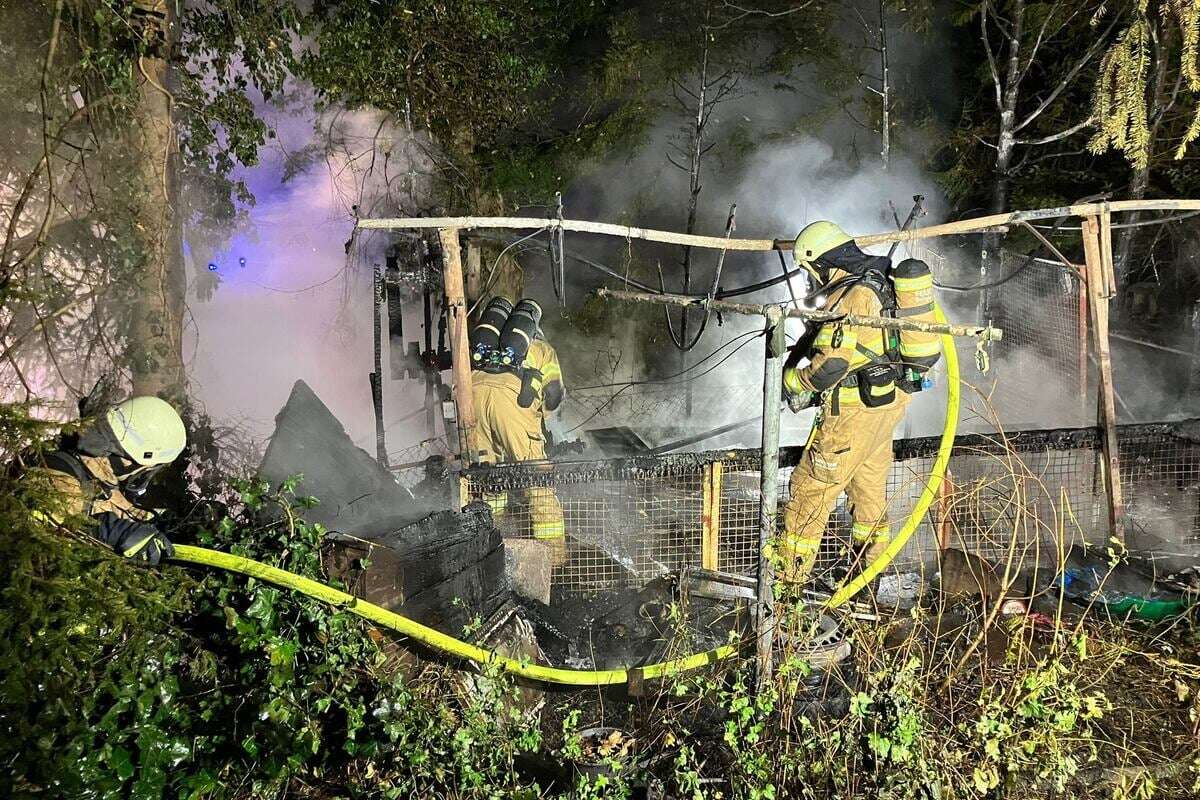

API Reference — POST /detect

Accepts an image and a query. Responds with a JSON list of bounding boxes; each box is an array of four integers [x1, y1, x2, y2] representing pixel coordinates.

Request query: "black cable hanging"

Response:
[[549, 192, 566, 306], [933, 214, 1075, 292], [480, 196, 1091, 304], [662, 204, 737, 352]]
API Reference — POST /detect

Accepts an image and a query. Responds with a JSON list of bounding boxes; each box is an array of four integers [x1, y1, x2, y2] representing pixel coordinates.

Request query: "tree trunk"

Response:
[[127, 0, 185, 401], [991, 0, 1025, 217], [679, 41, 710, 414], [1116, 162, 1152, 280], [448, 129, 522, 310], [981, 0, 1024, 322]]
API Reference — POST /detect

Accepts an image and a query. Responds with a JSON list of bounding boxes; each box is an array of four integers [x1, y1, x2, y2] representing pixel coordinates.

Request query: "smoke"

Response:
[[523, 61, 954, 449], [181, 23, 1194, 473], [185, 80, 441, 462]]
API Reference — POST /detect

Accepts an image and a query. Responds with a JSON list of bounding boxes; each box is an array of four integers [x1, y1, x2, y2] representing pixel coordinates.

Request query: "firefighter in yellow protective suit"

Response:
[[28, 396, 187, 565], [779, 221, 939, 584], [471, 298, 567, 564]]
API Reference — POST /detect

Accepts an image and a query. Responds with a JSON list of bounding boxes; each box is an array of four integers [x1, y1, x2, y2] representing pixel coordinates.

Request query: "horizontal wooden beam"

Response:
[[596, 288, 1003, 340], [358, 216, 775, 251], [356, 199, 1200, 253], [852, 199, 1200, 247]]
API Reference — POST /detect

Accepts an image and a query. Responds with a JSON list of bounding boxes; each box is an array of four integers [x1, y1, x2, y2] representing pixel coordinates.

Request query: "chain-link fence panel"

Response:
[[461, 420, 1200, 595], [957, 252, 1091, 431]]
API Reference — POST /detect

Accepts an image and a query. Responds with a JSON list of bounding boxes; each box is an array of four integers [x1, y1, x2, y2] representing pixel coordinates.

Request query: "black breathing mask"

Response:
[[114, 460, 162, 496]]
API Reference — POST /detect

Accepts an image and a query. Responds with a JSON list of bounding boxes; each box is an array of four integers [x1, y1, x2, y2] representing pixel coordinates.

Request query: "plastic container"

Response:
[[1054, 548, 1190, 622]]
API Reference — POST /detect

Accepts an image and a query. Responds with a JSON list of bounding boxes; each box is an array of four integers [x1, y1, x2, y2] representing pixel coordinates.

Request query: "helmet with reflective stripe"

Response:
[[793, 221, 853, 286], [106, 396, 187, 466]]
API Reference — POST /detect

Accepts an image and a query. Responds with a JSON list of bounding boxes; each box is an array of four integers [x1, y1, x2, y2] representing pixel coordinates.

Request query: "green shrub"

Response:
[[0, 409, 542, 798]]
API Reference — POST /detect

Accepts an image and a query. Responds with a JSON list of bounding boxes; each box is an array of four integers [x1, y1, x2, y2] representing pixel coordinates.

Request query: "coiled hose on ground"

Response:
[[169, 303, 962, 686]]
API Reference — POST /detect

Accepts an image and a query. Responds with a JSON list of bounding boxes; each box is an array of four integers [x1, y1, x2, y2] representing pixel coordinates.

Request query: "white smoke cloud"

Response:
[[536, 68, 953, 448], [185, 81, 441, 462]]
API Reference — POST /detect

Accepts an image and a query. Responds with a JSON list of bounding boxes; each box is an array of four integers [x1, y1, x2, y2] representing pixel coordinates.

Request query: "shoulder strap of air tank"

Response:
[[43, 450, 92, 488], [857, 267, 896, 312], [516, 366, 545, 409], [42, 450, 98, 514], [853, 265, 904, 370]]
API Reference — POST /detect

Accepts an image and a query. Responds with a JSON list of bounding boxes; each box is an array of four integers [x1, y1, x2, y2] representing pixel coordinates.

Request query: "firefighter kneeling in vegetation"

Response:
[[29, 396, 187, 566], [778, 221, 940, 585], [470, 297, 568, 566]]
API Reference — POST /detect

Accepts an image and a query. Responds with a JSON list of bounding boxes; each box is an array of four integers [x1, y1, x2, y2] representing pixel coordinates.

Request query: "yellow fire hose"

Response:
[[169, 303, 961, 686], [172, 543, 733, 686], [826, 303, 961, 606]]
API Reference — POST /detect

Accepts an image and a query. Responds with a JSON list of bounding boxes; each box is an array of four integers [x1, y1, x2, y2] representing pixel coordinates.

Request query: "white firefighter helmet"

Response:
[[793, 220, 853, 287], [106, 396, 187, 466]]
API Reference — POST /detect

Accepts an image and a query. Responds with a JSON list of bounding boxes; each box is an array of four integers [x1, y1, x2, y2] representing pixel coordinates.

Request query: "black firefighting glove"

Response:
[[95, 512, 174, 565]]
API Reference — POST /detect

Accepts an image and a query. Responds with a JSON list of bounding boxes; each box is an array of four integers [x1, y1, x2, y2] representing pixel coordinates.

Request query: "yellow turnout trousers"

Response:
[[472, 372, 566, 563], [780, 394, 909, 583]]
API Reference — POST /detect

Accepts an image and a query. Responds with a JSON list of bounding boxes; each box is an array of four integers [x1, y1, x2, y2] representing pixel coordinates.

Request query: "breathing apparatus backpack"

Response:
[[889, 258, 941, 379], [842, 258, 940, 407], [470, 297, 546, 408]]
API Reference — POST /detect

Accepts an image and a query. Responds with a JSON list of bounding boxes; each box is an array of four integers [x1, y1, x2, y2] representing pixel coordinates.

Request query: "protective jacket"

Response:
[[29, 448, 173, 564], [782, 256, 911, 411], [472, 338, 564, 459], [778, 254, 913, 583], [471, 338, 566, 551]]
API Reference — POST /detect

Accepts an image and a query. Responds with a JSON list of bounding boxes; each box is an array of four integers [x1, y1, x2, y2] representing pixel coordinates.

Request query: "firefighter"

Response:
[[470, 298, 568, 564], [29, 395, 186, 565], [778, 220, 939, 585]]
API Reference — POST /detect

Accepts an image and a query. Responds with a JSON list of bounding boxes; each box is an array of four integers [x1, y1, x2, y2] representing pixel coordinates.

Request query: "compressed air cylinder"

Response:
[[499, 298, 543, 366], [471, 296, 513, 364], [891, 259, 941, 373]]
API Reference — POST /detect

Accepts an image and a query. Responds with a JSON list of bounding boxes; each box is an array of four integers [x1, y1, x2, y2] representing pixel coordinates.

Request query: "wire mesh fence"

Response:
[[961, 252, 1091, 430], [461, 420, 1200, 595]]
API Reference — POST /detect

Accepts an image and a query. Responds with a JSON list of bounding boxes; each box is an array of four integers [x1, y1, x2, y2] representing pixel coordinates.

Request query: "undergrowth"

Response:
[[0, 405, 542, 798], [2, 402, 1199, 798]]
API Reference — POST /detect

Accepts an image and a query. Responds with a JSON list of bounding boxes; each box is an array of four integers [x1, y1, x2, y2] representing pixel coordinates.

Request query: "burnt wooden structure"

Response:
[[325, 505, 505, 635]]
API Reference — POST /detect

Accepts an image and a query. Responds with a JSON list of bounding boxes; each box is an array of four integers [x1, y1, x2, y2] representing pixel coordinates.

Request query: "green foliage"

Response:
[[0, 2, 308, 396], [5, 411, 1198, 800], [1091, 1, 1200, 166], [1091, 11, 1155, 168], [301, 0, 609, 160], [0, 410, 542, 797], [720, 671, 777, 798], [0, 452, 194, 798]]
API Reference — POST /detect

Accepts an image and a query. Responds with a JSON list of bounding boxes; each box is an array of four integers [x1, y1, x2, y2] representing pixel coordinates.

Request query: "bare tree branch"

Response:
[[710, 0, 816, 30], [1012, 15, 1119, 133], [1017, 0, 1077, 85], [1015, 114, 1095, 146], [981, 2, 1004, 112]]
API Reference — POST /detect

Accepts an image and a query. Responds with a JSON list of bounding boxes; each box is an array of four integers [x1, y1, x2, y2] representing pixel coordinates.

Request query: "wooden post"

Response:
[[1099, 206, 1117, 295], [371, 263, 388, 466], [756, 308, 785, 688], [1081, 216, 1126, 544], [1189, 301, 1200, 397], [439, 228, 479, 465], [936, 470, 956, 551], [701, 461, 723, 570]]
